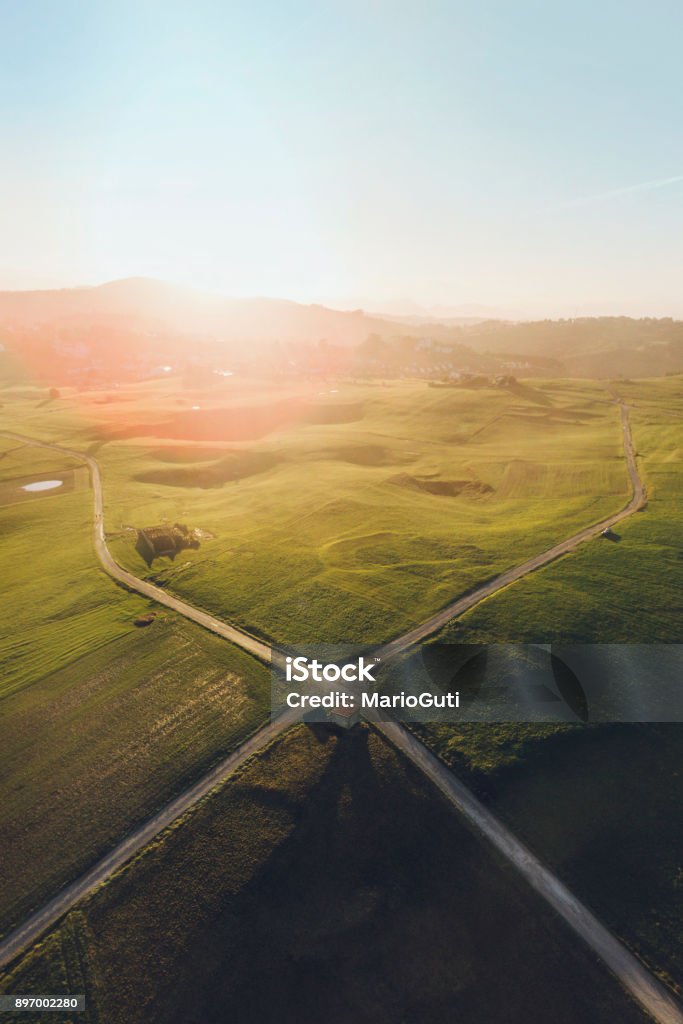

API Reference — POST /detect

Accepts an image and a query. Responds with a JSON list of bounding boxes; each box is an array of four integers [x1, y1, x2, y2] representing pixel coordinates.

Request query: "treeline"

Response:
[[362, 317, 683, 378]]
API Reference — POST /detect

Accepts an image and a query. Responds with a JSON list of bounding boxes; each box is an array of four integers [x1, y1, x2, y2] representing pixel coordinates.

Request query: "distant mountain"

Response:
[[328, 296, 519, 321], [0, 277, 406, 347], [374, 313, 491, 327], [2, 279, 683, 378]]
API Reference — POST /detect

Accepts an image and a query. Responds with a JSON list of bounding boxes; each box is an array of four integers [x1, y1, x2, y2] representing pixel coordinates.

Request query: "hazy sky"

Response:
[[1, 0, 682, 316]]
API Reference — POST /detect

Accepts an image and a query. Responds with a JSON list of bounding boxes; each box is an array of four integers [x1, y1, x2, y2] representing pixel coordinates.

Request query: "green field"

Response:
[[0, 442, 270, 935], [432, 376, 683, 644], [0, 726, 648, 1024], [2, 371, 682, 1009], [412, 719, 683, 994], [0, 375, 632, 646], [407, 378, 683, 990], [0, 439, 150, 698]]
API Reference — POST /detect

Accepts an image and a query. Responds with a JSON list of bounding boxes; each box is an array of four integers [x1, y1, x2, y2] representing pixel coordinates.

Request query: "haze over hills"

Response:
[[1, 277, 683, 379], [460, 317, 683, 378], [326, 296, 519, 322], [0, 278, 401, 347]]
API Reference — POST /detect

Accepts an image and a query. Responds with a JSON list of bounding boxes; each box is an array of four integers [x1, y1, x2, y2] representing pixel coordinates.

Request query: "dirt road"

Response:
[[4, 408, 680, 1024], [0, 431, 273, 664], [376, 721, 683, 1024], [374, 402, 645, 661], [0, 709, 299, 970]]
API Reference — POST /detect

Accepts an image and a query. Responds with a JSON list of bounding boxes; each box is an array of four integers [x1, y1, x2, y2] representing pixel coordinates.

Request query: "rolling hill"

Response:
[[0, 278, 403, 347], [2, 278, 683, 377]]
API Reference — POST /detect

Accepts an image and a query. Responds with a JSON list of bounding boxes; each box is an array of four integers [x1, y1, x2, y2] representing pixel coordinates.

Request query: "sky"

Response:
[[1, 0, 682, 317]]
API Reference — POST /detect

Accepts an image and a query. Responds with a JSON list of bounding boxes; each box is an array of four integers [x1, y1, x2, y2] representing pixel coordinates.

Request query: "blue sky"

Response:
[[1, 0, 682, 315]]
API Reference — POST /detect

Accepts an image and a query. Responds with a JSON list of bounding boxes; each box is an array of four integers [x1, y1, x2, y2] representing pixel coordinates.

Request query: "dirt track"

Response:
[[374, 402, 645, 661], [376, 720, 683, 1024], [3, 409, 682, 1024]]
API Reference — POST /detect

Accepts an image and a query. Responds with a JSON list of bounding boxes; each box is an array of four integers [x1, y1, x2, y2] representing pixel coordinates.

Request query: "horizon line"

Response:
[[0, 274, 682, 323]]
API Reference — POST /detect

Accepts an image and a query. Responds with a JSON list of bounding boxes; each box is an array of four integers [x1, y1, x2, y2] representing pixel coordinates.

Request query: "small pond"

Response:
[[21, 480, 64, 492]]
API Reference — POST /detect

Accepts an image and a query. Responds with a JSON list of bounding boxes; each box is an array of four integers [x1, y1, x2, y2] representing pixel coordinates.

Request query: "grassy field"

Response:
[[0, 374, 631, 646], [0, 442, 270, 936], [0, 725, 648, 1024], [406, 380, 683, 990], [432, 376, 683, 644], [2, 369, 682, 1010], [0, 617, 270, 938], [0, 438, 150, 699], [414, 720, 683, 994]]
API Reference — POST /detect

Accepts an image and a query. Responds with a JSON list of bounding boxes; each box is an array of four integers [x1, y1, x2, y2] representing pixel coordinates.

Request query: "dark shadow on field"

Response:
[[135, 533, 154, 567], [318, 443, 408, 467], [156, 729, 385, 1023], [474, 723, 683, 986], [602, 530, 622, 542], [302, 718, 339, 743], [387, 472, 493, 498], [134, 450, 278, 488], [238, 727, 382, 831], [147, 727, 647, 1024]]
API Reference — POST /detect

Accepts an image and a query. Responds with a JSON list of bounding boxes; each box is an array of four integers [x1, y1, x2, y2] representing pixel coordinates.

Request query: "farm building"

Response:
[[136, 523, 200, 564]]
